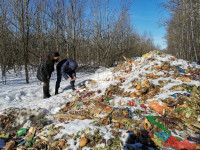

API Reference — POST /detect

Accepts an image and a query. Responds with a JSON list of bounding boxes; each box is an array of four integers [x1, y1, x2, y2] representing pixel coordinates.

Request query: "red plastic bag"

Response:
[[140, 104, 147, 110], [129, 101, 135, 107], [129, 99, 136, 107], [163, 136, 196, 150], [178, 139, 196, 150], [163, 136, 180, 148]]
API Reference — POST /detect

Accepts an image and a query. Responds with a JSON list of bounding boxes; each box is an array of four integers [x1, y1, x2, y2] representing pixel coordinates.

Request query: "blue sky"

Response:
[[130, 0, 169, 49]]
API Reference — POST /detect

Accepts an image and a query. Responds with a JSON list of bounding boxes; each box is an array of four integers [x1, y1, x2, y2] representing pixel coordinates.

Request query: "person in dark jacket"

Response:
[[55, 59, 78, 95], [37, 52, 60, 98]]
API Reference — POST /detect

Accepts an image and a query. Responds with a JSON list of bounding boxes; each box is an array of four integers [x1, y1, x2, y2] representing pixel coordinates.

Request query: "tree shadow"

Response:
[[63, 85, 72, 91], [61, 79, 90, 93], [76, 79, 90, 86]]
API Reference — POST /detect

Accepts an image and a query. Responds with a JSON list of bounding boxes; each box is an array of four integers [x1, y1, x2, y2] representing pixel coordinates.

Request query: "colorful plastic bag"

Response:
[[17, 128, 27, 137], [148, 101, 163, 114], [163, 136, 196, 150], [155, 132, 169, 142], [142, 53, 151, 57], [0, 138, 5, 148], [146, 116, 171, 136]]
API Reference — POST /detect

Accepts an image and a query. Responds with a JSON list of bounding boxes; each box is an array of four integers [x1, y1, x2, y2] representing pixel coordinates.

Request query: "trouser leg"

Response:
[[70, 80, 76, 90], [43, 83, 48, 99], [46, 78, 51, 97], [55, 70, 62, 95], [43, 78, 51, 98], [68, 72, 76, 91]]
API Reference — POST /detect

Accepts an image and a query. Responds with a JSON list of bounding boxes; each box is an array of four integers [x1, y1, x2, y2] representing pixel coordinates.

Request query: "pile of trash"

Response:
[[0, 50, 200, 150]]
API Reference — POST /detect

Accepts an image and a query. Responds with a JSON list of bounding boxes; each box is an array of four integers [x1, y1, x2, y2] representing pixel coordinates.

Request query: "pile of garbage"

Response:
[[0, 50, 200, 150]]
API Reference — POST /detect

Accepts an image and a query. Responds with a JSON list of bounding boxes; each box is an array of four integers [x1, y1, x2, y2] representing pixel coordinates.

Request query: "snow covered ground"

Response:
[[0, 51, 200, 149], [0, 54, 199, 113], [0, 69, 95, 112], [0, 67, 134, 150]]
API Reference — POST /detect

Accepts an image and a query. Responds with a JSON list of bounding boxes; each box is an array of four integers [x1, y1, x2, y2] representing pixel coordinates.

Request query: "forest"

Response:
[[0, 0, 199, 83], [164, 0, 200, 63]]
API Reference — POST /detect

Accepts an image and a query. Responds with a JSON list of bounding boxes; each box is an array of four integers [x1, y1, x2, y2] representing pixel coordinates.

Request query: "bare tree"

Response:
[[9, 0, 34, 83], [164, 0, 200, 62], [0, 0, 159, 83]]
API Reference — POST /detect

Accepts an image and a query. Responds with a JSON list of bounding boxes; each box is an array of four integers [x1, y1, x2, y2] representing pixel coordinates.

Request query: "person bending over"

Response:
[[55, 59, 78, 95]]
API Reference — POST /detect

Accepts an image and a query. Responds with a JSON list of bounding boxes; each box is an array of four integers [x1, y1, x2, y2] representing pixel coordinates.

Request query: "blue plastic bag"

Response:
[[179, 70, 185, 74], [133, 57, 136, 60], [0, 138, 5, 148], [155, 132, 169, 142]]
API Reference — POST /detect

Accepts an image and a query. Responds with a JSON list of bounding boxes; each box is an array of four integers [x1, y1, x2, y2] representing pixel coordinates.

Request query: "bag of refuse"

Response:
[[178, 139, 196, 150], [163, 136, 181, 148], [163, 136, 196, 150], [147, 101, 163, 114], [0, 138, 5, 149]]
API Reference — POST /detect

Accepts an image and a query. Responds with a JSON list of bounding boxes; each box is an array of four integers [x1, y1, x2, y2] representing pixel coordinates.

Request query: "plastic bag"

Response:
[[178, 139, 196, 150], [146, 116, 171, 136], [0, 138, 5, 149], [163, 136, 180, 148], [148, 101, 163, 114], [155, 132, 169, 142], [17, 128, 27, 137], [179, 70, 185, 74], [0, 133, 9, 139], [142, 53, 151, 57], [152, 134, 164, 147], [163, 136, 196, 150], [140, 104, 147, 110]]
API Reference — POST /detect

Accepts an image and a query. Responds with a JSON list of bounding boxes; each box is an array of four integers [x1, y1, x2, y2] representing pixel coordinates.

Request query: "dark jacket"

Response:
[[57, 59, 78, 80], [37, 53, 56, 82]]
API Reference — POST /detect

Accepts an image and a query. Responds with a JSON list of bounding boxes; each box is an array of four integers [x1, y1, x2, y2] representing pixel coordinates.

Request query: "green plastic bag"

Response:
[[28, 139, 35, 148], [106, 98, 112, 102], [146, 116, 171, 136], [17, 128, 27, 137]]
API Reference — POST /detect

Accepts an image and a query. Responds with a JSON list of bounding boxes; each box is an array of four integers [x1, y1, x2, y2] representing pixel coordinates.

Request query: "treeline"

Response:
[[0, 0, 158, 83], [164, 0, 200, 62]]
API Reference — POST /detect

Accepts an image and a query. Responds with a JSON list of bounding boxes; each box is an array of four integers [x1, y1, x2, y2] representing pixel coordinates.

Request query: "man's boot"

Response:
[[47, 85, 51, 97], [70, 81, 76, 91], [43, 86, 49, 98]]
